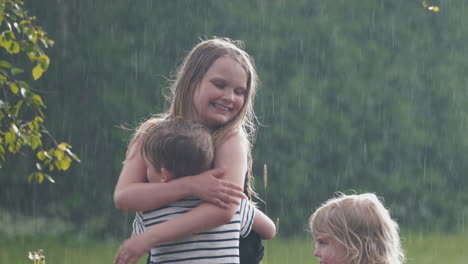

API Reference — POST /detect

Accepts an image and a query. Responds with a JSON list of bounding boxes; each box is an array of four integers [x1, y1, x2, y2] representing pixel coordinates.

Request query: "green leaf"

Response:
[[37, 150, 46, 160], [31, 134, 41, 150], [8, 142, 20, 153], [9, 82, 19, 94], [1, 30, 15, 41], [58, 142, 71, 150], [36, 172, 44, 184], [0, 60, 12, 68], [28, 173, 35, 183], [32, 64, 43, 80], [60, 156, 72, 170], [18, 81, 29, 89], [5, 130, 16, 144], [31, 94, 45, 107], [66, 149, 81, 163], [44, 174, 55, 183], [11, 67, 24, 75], [54, 149, 64, 161], [12, 100, 22, 116], [9, 41, 20, 54]]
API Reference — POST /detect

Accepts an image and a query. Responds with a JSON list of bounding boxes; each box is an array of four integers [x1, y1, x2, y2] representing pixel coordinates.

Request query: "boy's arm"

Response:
[[252, 208, 276, 240]]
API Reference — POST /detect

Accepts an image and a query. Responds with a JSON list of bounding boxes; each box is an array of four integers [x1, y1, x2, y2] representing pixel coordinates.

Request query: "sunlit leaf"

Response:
[[60, 156, 72, 170], [66, 149, 81, 162], [5, 131, 16, 144], [31, 94, 45, 107], [9, 41, 19, 53], [54, 149, 64, 160], [58, 142, 71, 150], [0, 60, 12, 68], [9, 82, 19, 94], [1, 30, 15, 41], [32, 64, 43, 80], [8, 142, 20, 153], [18, 80, 29, 89], [37, 150, 46, 160], [31, 135, 41, 149], [36, 172, 44, 183], [44, 173, 55, 183], [11, 67, 23, 75]]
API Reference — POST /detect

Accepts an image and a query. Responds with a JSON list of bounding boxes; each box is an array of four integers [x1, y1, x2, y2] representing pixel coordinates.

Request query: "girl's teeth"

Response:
[[215, 104, 229, 111]]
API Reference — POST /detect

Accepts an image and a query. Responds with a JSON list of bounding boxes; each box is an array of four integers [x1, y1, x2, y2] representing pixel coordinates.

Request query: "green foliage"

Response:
[[0, 0, 79, 182], [1, 0, 467, 238]]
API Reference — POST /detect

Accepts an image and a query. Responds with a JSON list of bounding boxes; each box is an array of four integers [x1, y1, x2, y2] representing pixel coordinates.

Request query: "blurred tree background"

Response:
[[1, 0, 467, 239]]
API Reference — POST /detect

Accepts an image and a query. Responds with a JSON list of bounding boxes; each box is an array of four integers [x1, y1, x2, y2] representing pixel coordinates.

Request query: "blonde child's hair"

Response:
[[127, 37, 259, 197], [309, 193, 405, 264]]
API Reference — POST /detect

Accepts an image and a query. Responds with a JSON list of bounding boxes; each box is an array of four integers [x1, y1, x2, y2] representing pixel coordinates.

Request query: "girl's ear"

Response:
[[160, 168, 174, 182]]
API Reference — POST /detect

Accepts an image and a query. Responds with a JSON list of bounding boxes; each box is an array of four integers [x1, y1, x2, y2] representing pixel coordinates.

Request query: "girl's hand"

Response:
[[187, 168, 246, 209], [114, 235, 152, 264]]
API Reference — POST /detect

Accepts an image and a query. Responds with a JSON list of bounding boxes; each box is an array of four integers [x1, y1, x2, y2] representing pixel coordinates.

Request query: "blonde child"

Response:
[[309, 193, 405, 264], [114, 38, 275, 264], [131, 118, 275, 263]]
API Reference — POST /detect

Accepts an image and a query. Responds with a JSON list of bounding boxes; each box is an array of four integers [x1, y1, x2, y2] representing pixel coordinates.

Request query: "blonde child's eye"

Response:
[[316, 238, 328, 245]]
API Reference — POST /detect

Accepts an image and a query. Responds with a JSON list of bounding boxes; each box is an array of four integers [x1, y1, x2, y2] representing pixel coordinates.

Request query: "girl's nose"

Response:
[[222, 89, 234, 101]]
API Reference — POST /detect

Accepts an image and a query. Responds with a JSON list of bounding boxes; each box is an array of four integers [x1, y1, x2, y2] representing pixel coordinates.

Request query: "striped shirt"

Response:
[[133, 198, 255, 264]]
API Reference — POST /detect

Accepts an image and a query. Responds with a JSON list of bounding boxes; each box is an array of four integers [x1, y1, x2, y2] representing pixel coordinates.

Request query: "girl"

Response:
[[309, 193, 405, 264], [114, 37, 272, 264]]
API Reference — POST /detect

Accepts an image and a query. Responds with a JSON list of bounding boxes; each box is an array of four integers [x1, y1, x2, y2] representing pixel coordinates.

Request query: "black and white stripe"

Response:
[[133, 198, 255, 264]]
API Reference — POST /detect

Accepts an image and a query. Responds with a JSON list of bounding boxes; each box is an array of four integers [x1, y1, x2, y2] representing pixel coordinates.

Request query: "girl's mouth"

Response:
[[212, 103, 231, 111]]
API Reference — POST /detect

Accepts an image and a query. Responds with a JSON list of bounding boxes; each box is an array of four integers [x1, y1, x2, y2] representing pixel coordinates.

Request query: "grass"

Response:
[[1, 232, 467, 264]]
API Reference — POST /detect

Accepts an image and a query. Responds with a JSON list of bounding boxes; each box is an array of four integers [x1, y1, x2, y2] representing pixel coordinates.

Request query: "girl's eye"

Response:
[[212, 82, 225, 89], [234, 88, 246, 96]]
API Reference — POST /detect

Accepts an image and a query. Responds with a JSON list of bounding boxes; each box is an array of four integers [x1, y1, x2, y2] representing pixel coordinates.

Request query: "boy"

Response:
[[132, 118, 275, 263]]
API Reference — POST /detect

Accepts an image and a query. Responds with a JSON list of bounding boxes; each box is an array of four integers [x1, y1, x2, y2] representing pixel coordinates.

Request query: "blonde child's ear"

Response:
[[160, 168, 174, 182]]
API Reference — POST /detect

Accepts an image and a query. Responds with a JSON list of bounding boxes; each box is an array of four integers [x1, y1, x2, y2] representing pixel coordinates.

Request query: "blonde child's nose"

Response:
[[314, 247, 320, 257]]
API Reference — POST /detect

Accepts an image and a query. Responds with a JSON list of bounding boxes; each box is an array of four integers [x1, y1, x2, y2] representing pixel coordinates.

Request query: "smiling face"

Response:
[[313, 235, 348, 264], [192, 56, 247, 129]]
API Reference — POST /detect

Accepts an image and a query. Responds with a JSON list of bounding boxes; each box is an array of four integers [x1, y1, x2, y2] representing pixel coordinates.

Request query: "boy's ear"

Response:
[[160, 168, 174, 182]]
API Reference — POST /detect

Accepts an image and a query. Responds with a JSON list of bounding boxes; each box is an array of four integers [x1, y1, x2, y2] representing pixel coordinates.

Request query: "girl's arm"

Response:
[[113, 141, 245, 211], [252, 208, 277, 240], [114, 132, 248, 264]]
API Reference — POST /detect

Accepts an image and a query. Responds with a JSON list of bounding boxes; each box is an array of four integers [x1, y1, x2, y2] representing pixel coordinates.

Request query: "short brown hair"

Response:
[[141, 118, 214, 178]]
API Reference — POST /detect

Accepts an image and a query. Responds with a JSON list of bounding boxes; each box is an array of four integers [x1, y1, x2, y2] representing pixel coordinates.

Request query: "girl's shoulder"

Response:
[[218, 128, 248, 146]]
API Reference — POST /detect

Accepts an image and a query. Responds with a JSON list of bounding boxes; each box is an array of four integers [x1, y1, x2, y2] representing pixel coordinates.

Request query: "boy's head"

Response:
[[309, 193, 404, 264], [141, 118, 214, 181]]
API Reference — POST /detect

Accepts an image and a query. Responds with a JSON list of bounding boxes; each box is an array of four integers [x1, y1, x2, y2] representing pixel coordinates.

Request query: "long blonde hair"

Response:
[[310, 193, 405, 264], [127, 37, 259, 197]]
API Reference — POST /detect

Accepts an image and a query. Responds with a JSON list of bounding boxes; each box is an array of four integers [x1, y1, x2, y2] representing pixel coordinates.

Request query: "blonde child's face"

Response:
[[313, 234, 348, 264], [192, 56, 247, 129]]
